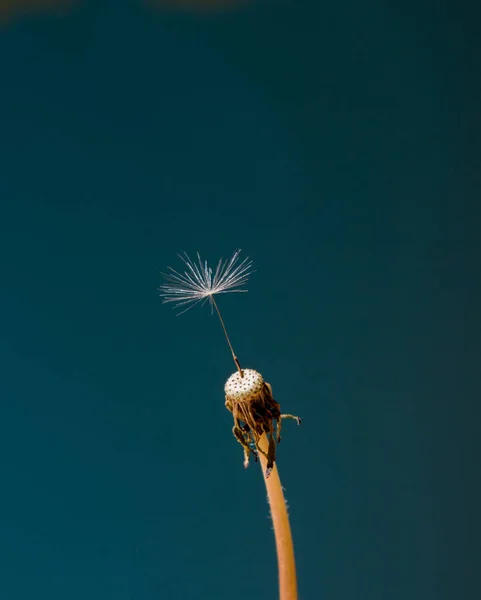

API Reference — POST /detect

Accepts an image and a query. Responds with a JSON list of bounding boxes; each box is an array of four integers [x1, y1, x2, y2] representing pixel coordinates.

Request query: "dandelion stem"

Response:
[[257, 433, 298, 600], [211, 296, 243, 376]]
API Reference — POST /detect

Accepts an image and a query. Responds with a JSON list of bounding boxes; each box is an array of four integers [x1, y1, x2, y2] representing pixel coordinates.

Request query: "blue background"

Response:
[[0, 1, 480, 599]]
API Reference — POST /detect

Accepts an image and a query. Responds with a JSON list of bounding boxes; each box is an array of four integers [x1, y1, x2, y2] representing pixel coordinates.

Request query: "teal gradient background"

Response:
[[0, 2, 480, 599]]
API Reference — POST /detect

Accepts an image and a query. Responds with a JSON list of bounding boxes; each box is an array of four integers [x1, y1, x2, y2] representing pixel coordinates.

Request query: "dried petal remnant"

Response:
[[225, 369, 301, 476]]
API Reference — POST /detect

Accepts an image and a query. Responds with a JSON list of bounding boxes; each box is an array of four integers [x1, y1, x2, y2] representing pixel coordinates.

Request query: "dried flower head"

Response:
[[158, 250, 253, 315], [224, 369, 301, 477]]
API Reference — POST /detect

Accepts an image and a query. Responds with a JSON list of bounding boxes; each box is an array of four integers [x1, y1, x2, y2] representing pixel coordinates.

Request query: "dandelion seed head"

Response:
[[159, 249, 254, 314], [224, 368, 264, 403]]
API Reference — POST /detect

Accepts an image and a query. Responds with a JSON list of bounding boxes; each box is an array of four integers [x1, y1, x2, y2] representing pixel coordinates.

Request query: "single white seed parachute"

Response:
[[159, 249, 254, 314]]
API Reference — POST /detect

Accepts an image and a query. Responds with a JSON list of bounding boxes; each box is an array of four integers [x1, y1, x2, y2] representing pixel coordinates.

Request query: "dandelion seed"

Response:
[[159, 250, 254, 374]]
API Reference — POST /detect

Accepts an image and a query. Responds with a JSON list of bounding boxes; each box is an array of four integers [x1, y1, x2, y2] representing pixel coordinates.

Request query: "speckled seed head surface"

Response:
[[224, 368, 264, 403]]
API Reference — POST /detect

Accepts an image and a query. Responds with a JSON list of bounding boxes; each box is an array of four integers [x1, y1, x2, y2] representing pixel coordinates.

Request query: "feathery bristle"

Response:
[[159, 250, 254, 314]]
